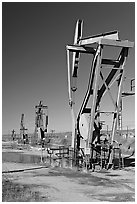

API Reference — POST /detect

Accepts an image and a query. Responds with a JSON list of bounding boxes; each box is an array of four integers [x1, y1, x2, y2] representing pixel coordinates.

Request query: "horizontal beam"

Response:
[[20, 128, 28, 130], [82, 109, 116, 114], [82, 108, 91, 113], [66, 45, 96, 54], [80, 30, 119, 45], [99, 39, 134, 48], [80, 36, 134, 48], [99, 111, 114, 114], [101, 66, 123, 70], [122, 92, 135, 97], [35, 106, 48, 109], [102, 59, 119, 66]]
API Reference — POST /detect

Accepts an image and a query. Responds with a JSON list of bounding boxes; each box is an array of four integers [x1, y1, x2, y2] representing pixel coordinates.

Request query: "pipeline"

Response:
[[2, 165, 49, 174]]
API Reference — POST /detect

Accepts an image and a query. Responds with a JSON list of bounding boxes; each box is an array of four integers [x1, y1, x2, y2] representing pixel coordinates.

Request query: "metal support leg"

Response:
[[87, 44, 103, 153]]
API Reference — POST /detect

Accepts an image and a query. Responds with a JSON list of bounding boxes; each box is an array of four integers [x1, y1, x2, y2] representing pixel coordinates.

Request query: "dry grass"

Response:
[[2, 175, 49, 202]]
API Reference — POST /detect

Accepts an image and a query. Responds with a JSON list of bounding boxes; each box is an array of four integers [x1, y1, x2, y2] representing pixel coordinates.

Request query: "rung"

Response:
[[102, 59, 119, 66], [122, 92, 135, 97], [82, 108, 91, 113], [99, 111, 114, 114], [101, 66, 123, 70], [66, 45, 96, 54], [35, 105, 48, 109]]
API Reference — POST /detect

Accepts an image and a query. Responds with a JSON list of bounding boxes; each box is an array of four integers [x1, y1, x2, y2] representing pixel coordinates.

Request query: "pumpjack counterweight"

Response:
[[66, 20, 134, 170]]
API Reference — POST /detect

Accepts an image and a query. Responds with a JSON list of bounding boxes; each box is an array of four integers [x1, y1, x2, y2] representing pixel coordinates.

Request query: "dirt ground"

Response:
[[2, 161, 135, 202]]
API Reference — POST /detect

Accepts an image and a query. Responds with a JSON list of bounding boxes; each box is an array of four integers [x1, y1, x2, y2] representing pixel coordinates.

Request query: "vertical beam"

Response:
[[45, 115, 48, 132], [20, 113, 24, 141], [118, 99, 122, 131], [127, 126, 128, 138], [72, 20, 83, 77], [67, 50, 72, 104], [68, 20, 83, 163], [87, 44, 103, 148], [131, 78, 135, 91], [71, 107, 76, 149], [111, 48, 129, 144], [67, 49, 76, 149], [107, 48, 129, 168]]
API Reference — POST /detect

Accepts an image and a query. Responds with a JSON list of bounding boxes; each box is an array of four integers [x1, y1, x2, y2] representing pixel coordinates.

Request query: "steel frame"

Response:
[[66, 20, 134, 169]]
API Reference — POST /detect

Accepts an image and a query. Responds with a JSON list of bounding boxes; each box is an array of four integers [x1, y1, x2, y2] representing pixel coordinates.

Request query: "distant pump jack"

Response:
[[34, 100, 48, 144], [11, 129, 16, 141], [20, 113, 28, 144]]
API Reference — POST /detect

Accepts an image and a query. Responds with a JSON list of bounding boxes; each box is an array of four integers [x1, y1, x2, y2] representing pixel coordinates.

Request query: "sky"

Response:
[[2, 2, 135, 135]]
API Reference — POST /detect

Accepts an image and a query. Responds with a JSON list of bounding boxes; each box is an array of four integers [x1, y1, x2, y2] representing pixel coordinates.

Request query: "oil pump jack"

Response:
[[20, 113, 28, 144], [33, 100, 48, 146], [11, 129, 16, 141], [66, 20, 134, 170]]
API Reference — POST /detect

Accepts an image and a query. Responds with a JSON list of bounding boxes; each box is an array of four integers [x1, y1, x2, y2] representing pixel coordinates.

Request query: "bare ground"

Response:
[[2, 162, 135, 202]]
